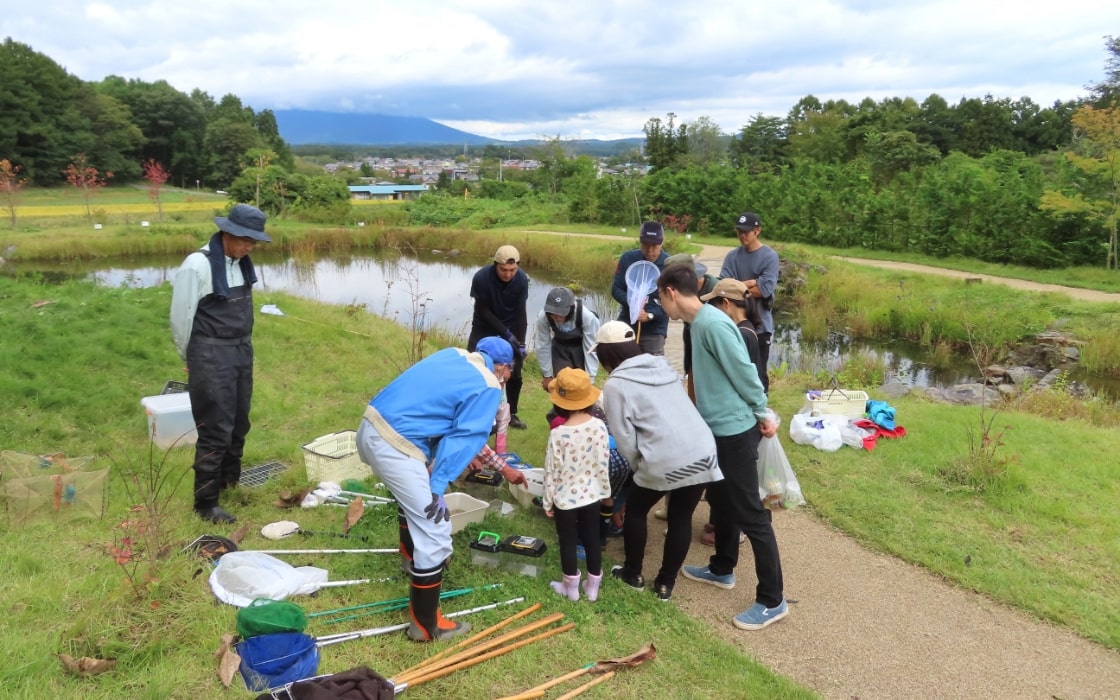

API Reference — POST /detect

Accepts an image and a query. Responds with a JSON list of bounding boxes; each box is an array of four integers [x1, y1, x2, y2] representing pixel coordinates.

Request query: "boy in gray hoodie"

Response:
[[595, 321, 722, 602]]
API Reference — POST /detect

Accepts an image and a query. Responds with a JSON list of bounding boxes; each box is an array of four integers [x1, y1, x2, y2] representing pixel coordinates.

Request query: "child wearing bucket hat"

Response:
[[542, 367, 611, 602]]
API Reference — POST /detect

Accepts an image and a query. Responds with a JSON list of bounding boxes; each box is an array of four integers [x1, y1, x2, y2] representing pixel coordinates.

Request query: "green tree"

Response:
[[643, 113, 687, 171], [0, 39, 88, 185], [681, 115, 727, 167], [78, 89, 144, 180], [1041, 105, 1120, 269], [1088, 35, 1120, 107], [204, 119, 264, 188], [729, 114, 788, 169]]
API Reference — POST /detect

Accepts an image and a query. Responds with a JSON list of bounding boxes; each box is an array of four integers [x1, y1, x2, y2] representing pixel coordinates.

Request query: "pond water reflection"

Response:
[[10, 251, 1113, 396]]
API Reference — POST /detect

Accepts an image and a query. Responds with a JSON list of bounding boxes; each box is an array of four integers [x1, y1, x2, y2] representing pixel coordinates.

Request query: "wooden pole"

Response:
[[515, 664, 594, 695], [393, 613, 565, 685], [402, 622, 576, 689], [392, 603, 541, 680], [555, 670, 616, 699]]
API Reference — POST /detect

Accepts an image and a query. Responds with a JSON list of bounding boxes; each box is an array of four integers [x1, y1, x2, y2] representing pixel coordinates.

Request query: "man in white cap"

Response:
[[170, 203, 271, 524], [534, 286, 601, 391], [468, 245, 530, 429]]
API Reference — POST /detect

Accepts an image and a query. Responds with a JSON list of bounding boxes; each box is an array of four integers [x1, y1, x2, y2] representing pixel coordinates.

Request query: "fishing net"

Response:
[[624, 260, 660, 325], [237, 599, 309, 638], [0, 451, 106, 528]]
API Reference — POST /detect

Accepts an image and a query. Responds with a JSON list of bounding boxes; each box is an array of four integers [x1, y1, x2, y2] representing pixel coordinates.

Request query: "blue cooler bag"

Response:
[[236, 631, 319, 691]]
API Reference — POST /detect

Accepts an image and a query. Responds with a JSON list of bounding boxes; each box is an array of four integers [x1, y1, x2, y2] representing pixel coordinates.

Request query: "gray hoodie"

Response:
[[601, 354, 722, 490]]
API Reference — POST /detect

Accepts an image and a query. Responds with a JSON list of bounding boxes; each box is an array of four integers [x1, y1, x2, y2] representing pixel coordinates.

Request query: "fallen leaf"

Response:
[[30, 299, 55, 309], [58, 653, 117, 676], [229, 523, 251, 545], [590, 642, 657, 673], [214, 633, 241, 688], [344, 497, 365, 533]]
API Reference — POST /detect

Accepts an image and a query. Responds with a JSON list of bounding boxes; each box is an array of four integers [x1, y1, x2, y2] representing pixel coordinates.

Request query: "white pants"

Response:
[[356, 418, 452, 570]]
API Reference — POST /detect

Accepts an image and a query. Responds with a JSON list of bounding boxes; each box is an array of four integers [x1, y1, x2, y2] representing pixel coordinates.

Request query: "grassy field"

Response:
[[2, 192, 1119, 697]]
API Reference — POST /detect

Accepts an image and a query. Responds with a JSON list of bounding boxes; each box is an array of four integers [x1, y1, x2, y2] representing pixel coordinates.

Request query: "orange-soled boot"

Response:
[[406, 564, 471, 642]]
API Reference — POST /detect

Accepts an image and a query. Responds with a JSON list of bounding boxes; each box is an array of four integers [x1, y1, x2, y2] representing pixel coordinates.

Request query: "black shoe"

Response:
[[195, 506, 237, 524], [610, 565, 644, 590], [508, 415, 528, 430], [654, 582, 673, 601]]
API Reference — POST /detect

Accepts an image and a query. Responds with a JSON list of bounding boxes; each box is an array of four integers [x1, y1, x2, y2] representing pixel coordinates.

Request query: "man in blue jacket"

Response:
[[611, 221, 669, 355], [355, 337, 523, 641]]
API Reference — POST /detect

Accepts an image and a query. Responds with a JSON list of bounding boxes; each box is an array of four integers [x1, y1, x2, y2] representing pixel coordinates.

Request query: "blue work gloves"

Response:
[[424, 493, 450, 523], [517, 343, 527, 359]]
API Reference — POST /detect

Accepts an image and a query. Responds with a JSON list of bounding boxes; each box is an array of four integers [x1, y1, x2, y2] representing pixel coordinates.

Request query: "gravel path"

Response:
[[604, 241, 1120, 699]]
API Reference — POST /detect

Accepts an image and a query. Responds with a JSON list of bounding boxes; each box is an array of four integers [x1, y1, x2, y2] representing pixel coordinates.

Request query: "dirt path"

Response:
[[539, 234, 1120, 698]]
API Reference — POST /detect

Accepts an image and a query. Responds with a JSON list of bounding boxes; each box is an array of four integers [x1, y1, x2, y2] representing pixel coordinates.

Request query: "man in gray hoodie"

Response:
[[595, 321, 722, 602]]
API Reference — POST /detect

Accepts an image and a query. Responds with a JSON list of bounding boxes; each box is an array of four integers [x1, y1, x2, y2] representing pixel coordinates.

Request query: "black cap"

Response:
[[735, 212, 761, 231]]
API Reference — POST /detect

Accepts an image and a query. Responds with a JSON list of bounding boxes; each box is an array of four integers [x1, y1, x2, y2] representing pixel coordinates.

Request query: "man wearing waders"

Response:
[[170, 204, 271, 524], [356, 337, 523, 642], [534, 286, 601, 391]]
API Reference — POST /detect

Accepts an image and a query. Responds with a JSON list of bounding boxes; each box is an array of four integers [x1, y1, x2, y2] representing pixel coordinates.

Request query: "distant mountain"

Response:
[[274, 109, 501, 146]]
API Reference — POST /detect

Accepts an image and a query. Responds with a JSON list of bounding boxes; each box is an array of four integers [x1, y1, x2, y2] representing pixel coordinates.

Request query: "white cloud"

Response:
[[2, 0, 1116, 141]]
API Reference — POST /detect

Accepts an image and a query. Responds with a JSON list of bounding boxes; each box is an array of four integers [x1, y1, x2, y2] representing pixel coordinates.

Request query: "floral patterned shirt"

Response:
[[542, 417, 611, 512]]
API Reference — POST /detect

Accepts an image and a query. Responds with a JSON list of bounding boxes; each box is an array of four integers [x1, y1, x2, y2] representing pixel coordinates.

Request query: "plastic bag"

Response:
[[789, 412, 843, 452], [757, 436, 805, 509]]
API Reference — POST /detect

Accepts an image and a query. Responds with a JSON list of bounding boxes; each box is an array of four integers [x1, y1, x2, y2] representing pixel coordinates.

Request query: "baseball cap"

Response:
[[476, 336, 514, 365], [639, 221, 664, 245], [700, 278, 748, 302], [548, 367, 601, 411], [543, 287, 575, 316], [735, 212, 762, 231], [591, 320, 636, 350], [494, 245, 520, 264], [664, 253, 708, 278]]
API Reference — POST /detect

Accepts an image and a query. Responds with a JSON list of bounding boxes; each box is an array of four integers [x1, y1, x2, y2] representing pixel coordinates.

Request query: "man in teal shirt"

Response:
[[657, 263, 788, 631]]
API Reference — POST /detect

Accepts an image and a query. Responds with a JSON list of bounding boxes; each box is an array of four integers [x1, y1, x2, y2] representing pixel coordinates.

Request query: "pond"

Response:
[[7, 250, 1110, 396]]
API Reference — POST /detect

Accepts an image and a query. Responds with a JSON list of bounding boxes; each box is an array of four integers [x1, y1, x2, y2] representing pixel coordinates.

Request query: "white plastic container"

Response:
[[140, 393, 198, 449], [508, 468, 545, 509], [444, 492, 488, 534]]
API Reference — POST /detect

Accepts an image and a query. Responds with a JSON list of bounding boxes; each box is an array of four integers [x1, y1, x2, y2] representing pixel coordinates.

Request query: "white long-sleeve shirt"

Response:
[[169, 245, 247, 361]]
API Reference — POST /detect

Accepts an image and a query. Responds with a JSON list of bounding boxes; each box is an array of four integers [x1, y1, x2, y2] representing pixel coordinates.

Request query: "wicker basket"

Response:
[[300, 431, 369, 483]]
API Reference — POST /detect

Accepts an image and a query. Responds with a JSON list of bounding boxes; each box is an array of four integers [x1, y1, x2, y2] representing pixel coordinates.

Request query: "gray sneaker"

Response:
[[680, 564, 735, 590]]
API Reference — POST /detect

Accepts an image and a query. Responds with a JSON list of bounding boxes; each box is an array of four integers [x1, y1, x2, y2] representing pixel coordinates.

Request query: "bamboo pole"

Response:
[[495, 692, 546, 700], [402, 622, 576, 689], [555, 670, 615, 699], [393, 603, 541, 680], [515, 664, 594, 696], [393, 612, 565, 685]]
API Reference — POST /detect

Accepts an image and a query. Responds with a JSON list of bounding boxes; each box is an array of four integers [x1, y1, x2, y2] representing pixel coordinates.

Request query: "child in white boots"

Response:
[[542, 368, 611, 601]]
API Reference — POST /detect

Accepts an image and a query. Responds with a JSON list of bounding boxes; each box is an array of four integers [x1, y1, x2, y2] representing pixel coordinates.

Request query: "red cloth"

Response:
[[852, 419, 907, 451]]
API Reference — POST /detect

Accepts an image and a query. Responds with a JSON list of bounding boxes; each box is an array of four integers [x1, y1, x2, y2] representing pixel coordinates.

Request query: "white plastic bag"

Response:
[[209, 551, 329, 607], [757, 436, 805, 509], [789, 412, 843, 452]]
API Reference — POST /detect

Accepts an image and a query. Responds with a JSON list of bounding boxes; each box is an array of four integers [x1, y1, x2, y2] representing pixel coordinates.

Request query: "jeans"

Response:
[[707, 425, 784, 608]]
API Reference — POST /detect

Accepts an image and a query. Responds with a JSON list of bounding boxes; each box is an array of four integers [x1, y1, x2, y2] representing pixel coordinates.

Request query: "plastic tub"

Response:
[[140, 393, 198, 449]]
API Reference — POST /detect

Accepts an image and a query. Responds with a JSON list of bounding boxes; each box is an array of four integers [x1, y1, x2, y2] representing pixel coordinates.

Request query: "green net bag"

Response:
[[236, 598, 308, 638]]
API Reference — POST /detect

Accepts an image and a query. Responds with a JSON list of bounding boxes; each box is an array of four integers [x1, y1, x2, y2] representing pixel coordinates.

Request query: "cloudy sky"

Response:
[[4, 1, 1118, 141]]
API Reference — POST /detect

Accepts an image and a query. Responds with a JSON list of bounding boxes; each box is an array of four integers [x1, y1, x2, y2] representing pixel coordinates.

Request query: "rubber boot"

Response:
[[398, 508, 414, 574], [550, 572, 582, 602], [406, 565, 471, 642], [581, 571, 603, 602]]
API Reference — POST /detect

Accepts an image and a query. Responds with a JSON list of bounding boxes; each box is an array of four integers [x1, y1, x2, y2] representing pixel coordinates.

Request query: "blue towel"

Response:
[[866, 400, 896, 430]]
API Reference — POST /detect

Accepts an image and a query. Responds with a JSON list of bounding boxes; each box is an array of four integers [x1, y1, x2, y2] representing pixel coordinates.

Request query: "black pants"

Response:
[[187, 340, 253, 509], [757, 331, 772, 394], [707, 426, 784, 608], [622, 482, 706, 588], [553, 502, 601, 576]]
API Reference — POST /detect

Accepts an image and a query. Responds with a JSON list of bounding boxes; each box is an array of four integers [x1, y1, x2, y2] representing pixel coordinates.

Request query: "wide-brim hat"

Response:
[[548, 367, 600, 411], [215, 204, 272, 242]]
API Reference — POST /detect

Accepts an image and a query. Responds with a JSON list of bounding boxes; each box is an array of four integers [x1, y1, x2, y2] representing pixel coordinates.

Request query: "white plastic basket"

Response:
[[804, 389, 869, 418], [300, 431, 368, 483]]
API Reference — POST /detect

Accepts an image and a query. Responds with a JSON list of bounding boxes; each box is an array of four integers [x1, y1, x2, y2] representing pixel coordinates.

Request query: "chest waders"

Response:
[[187, 278, 254, 511]]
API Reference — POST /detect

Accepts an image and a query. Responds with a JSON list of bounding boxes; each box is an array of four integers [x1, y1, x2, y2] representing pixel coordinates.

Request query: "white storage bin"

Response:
[[140, 393, 198, 449]]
